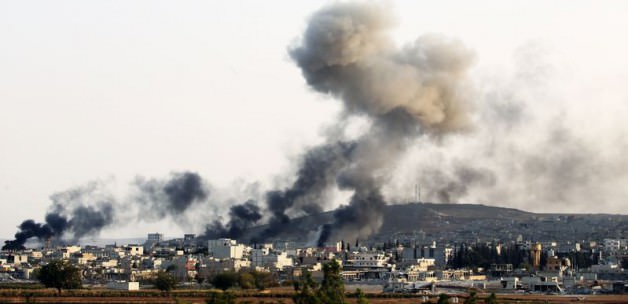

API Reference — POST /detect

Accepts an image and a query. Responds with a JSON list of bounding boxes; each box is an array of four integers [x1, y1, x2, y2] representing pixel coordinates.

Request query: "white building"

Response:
[[251, 247, 293, 269], [346, 252, 388, 268], [127, 245, 144, 256], [407, 258, 436, 272], [208, 239, 246, 260]]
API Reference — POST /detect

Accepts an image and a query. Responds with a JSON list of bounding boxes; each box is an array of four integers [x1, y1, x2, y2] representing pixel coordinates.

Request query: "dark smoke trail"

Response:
[[67, 204, 114, 240], [202, 199, 262, 240], [135, 171, 209, 218], [44, 182, 117, 242], [4, 171, 209, 248], [317, 188, 386, 247], [2, 220, 53, 251], [44, 213, 69, 237], [3, 182, 117, 250], [253, 140, 356, 241]]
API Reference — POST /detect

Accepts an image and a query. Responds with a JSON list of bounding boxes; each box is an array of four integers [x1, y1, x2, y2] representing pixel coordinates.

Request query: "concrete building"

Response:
[[127, 245, 144, 256], [144, 233, 164, 251], [403, 242, 453, 267], [6, 254, 28, 265], [604, 239, 622, 252], [197, 257, 251, 278], [347, 252, 388, 268], [251, 247, 293, 269], [208, 239, 246, 260], [72, 253, 97, 265], [501, 277, 520, 289], [147, 233, 164, 243]]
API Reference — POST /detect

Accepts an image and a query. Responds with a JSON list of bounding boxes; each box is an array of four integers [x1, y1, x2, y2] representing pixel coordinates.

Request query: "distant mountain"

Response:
[[242, 202, 627, 244]]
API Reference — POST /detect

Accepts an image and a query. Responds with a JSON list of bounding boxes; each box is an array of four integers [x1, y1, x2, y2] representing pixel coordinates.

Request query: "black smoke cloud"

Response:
[[254, 141, 356, 241], [2, 182, 115, 250], [2, 220, 54, 251], [134, 171, 209, 218], [3, 172, 209, 250], [202, 200, 262, 240]]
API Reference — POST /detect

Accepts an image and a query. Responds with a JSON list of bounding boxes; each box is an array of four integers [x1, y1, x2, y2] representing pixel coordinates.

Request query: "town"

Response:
[[1, 231, 627, 298]]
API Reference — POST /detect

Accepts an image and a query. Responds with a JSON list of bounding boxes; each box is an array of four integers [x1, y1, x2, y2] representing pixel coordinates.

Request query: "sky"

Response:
[[1, 0, 627, 239]]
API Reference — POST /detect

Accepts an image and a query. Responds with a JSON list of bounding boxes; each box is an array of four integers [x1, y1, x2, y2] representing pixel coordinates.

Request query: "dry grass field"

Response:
[[0, 288, 627, 303], [1, 295, 628, 303]]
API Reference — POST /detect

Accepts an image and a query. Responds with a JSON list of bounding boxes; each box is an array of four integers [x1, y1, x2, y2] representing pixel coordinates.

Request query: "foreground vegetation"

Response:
[[1, 260, 626, 303]]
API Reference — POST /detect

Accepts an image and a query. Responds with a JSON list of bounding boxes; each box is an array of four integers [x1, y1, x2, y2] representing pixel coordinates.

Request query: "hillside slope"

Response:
[[243, 202, 627, 244]]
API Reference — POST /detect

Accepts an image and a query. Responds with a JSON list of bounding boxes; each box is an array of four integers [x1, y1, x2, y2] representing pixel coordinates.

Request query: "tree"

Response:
[[464, 291, 477, 304], [154, 271, 178, 292], [206, 292, 236, 304], [437, 293, 450, 304], [355, 288, 369, 304], [238, 272, 255, 289], [294, 260, 347, 304], [195, 273, 206, 285], [293, 269, 321, 304], [485, 293, 498, 304], [38, 260, 82, 293], [317, 260, 345, 304], [212, 272, 238, 291], [253, 270, 278, 290]]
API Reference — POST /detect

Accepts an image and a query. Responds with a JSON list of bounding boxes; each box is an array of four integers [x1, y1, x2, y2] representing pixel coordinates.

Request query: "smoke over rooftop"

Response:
[[201, 199, 262, 240], [3, 172, 209, 250]]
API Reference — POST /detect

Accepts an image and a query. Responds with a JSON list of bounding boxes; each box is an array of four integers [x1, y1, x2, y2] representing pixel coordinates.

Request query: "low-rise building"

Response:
[[208, 239, 247, 260]]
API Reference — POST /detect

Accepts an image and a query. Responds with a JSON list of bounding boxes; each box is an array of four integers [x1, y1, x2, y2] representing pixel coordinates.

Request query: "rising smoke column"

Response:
[[3, 171, 210, 249], [202, 199, 263, 240], [255, 141, 356, 241], [256, 2, 476, 245], [2, 220, 54, 250], [2, 181, 115, 250], [46, 182, 116, 242]]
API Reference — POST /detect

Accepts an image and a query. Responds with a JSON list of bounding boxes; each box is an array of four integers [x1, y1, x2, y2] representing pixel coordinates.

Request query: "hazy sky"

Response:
[[1, 0, 627, 239]]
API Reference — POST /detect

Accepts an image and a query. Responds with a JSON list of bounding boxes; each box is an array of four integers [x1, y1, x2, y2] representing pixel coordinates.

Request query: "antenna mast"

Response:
[[415, 184, 421, 203]]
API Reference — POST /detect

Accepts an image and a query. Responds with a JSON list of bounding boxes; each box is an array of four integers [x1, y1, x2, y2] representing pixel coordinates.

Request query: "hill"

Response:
[[243, 202, 627, 244]]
